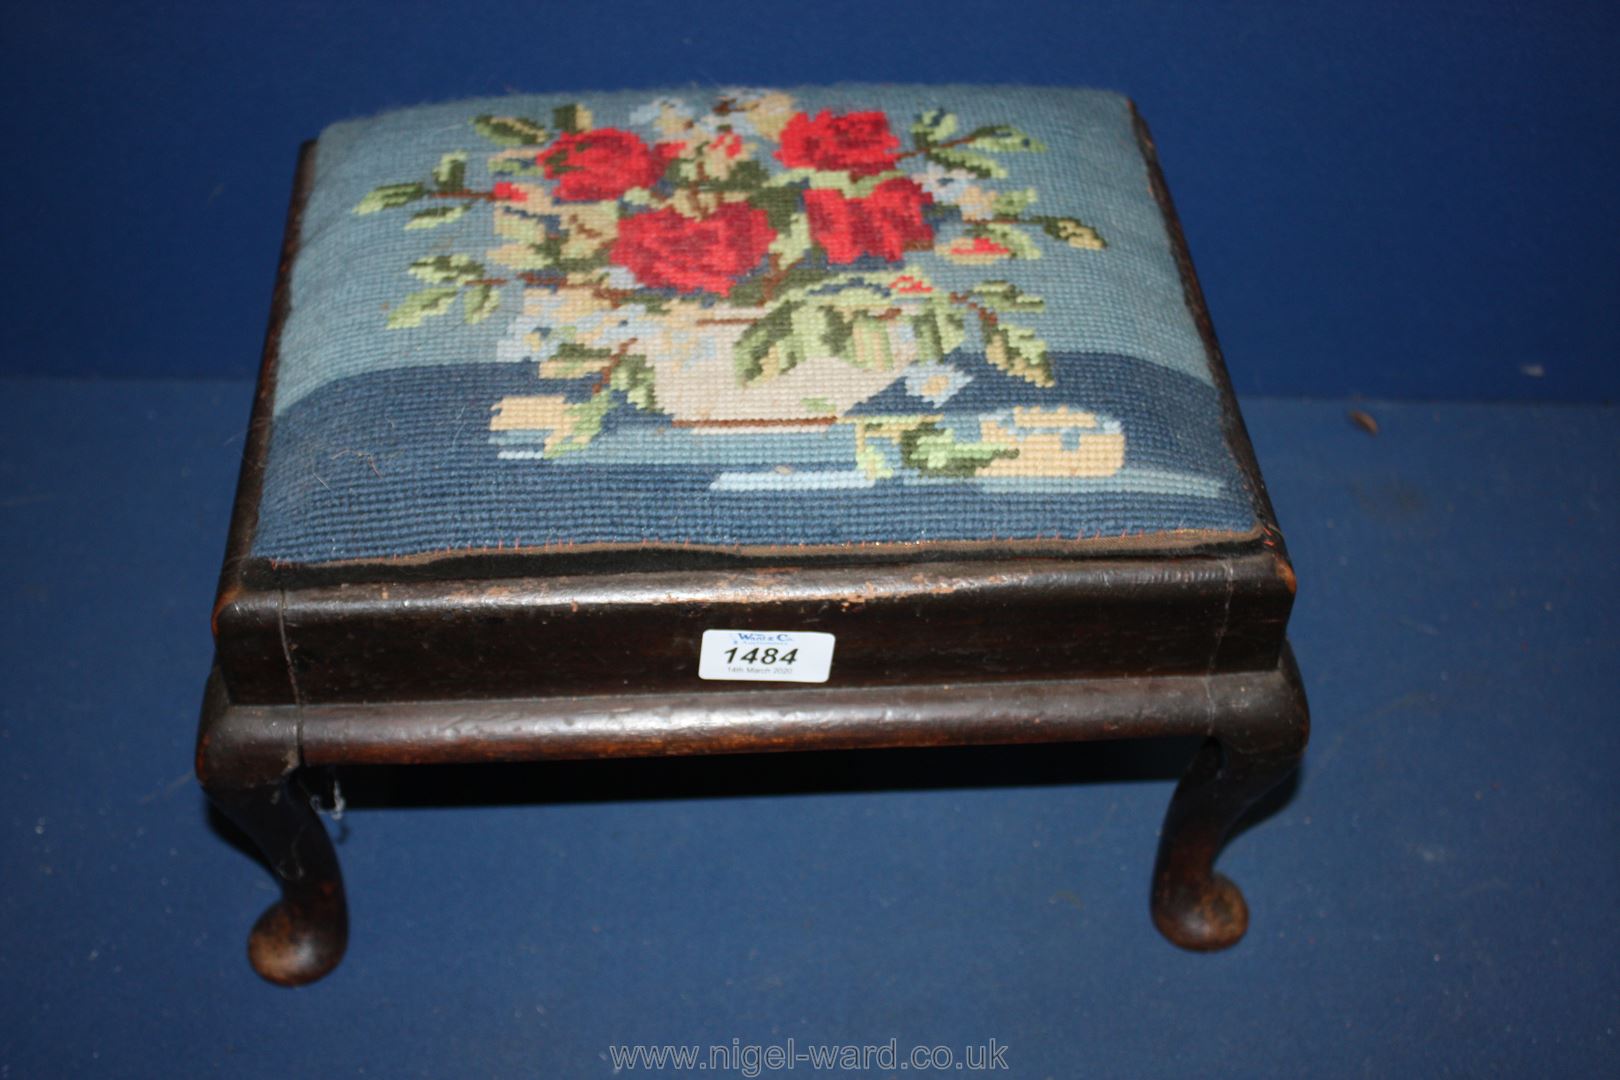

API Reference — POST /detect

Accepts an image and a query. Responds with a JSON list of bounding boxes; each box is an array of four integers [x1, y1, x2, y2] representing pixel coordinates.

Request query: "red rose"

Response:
[[610, 203, 777, 295], [804, 178, 934, 264], [775, 110, 901, 177], [538, 129, 675, 201]]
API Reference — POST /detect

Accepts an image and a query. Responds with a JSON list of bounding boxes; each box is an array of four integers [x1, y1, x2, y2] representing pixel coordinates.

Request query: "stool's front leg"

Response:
[[1150, 661, 1309, 951], [196, 671, 347, 986]]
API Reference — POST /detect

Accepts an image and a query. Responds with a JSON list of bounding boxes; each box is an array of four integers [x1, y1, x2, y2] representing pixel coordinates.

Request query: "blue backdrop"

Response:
[[2, 0, 1616, 400], [4, 5, 1619, 1075]]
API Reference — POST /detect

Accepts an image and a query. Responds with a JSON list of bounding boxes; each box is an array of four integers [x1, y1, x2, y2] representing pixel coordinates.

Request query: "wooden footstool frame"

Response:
[[197, 116, 1308, 986]]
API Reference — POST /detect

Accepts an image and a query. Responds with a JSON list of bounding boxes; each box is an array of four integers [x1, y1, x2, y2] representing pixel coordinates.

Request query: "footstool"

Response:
[[196, 85, 1307, 986]]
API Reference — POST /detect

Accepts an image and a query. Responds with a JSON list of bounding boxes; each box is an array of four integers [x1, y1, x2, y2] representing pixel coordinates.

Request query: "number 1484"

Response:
[[724, 646, 798, 666]]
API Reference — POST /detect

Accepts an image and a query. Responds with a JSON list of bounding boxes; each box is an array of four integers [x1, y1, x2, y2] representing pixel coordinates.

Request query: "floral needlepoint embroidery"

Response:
[[775, 110, 903, 176], [250, 87, 1267, 562], [350, 89, 1124, 481], [538, 128, 683, 202], [803, 178, 935, 264], [611, 203, 776, 296]]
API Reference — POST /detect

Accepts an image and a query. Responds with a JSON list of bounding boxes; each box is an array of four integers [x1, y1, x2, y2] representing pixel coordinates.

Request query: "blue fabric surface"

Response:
[[254, 87, 1256, 562], [3, 379, 1617, 1076], [253, 354, 1254, 561]]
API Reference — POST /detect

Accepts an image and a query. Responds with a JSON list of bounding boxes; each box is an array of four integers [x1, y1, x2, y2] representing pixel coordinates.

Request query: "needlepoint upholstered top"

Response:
[[250, 85, 1261, 567]]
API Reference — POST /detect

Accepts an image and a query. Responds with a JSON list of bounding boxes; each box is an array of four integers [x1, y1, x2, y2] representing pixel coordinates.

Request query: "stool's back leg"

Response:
[[1150, 656, 1309, 951], [196, 670, 348, 986]]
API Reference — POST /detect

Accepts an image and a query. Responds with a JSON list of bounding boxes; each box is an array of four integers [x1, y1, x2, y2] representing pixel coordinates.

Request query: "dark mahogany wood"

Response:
[[196, 105, 1308, 984], [201, 649, 1306, 981], [221, 552, 1290, 706], [197, 670, 347, 985]]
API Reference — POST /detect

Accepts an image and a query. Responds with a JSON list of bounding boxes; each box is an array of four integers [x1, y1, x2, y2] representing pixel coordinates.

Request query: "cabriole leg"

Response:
[[196, 670, 347, 986], [1150, 659, 1308, 950]]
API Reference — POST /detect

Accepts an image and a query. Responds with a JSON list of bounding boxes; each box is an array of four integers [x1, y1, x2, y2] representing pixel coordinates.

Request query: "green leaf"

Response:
[[847, 314, 898, 370], [801, 396, 838, 417], [898, 421, 1017, 477], [489, 157, 543, 176], [990, 188, 1037, 217], [788, 303, 868, 365], [983, 322, 1053, 386], [911, 108, 958, 148], [855, 439, 896, 481], [767, 211, 813, 265], [543, 393, 615, 457], [608, 355, 659, 411], [511, 234, 609, 275], [698, 159, 770, 193], [540, 342, 616, 379], [926, 147, 1007, 179], [473, 115, 548, 147], [911, 301, 966, 362], [463, 284, 500, 325], [962, 124, 1047, 153], [404, 204, 470, 229], [787, 303, 829, 352], [408, 254, 486, 285], [733, 302, 808, 383], [552, 103, 592, 135], [386, 287, 460, 329], [1036, 216, 1107, 250], [818, 307, 854, 360], [982, 222, 1042, 260], [970, 281, 1046, 313], [812, 283, 895, 310], [726, 263, 829, 308], [764, 167, 815, 187], [433, 152, 468, 192], [354, 183, 425, 214], [492, 243, 556, 271], [802, 169, 901, 197]]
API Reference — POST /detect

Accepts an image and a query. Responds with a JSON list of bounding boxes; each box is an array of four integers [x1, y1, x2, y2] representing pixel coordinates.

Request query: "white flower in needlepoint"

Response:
[[600, 266, 640, 291], [628, 96, 692, 128], [903, 362, 974, 406], [713, 89, 799, 140], [916, 164, 982, 203]]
